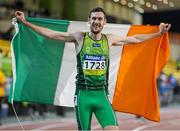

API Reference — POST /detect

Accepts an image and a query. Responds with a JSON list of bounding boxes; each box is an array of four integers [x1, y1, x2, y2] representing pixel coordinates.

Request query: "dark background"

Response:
[[143, 9, 180, 33]]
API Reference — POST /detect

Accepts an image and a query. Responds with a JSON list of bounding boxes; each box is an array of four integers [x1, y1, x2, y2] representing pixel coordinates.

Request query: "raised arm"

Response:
[[109, 23, 171, 46], [15, 11, 75, 42]]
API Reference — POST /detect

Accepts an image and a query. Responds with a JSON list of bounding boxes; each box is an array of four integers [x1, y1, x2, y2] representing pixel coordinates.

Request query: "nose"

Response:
[[94, 18, 99, 23]]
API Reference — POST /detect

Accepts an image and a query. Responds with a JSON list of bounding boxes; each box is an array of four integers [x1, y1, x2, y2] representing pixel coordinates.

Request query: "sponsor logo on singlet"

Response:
[[93, 43, 101, 47]]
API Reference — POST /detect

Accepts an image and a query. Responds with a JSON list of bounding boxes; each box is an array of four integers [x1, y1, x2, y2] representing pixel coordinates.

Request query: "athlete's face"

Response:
[[89, 12, 106, 34]]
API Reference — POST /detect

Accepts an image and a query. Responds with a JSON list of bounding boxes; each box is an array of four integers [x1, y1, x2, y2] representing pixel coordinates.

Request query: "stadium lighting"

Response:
[[113, 0, 120, 2], [133, 0, 139, 2], [128, 2, 134, 8], [138, 8, 144, 13], [121, 0, 127, 5], [163, 0, 168, 4], [139, 0, 145, 5], [169, 1, 174, 7], [152, 4, 158, 10], [146, 2, 152, 8]]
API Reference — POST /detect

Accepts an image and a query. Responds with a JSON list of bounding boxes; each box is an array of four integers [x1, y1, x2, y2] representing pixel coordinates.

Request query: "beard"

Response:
[[91, 23, 103, 34]]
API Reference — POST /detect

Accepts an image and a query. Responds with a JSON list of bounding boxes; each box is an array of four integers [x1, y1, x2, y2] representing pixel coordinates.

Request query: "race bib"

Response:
[[83, 54, 107, 75]]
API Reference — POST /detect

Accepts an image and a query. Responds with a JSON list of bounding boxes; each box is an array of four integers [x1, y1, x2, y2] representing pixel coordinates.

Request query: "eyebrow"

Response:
[[92, 16, 103, 19]]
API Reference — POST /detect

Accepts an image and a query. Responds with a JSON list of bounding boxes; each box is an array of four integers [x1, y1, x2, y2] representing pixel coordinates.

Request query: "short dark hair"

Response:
[[89, 7, 106, 19]]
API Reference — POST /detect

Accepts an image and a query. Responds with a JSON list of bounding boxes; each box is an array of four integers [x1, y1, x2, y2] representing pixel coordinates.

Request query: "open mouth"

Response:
[[94, 26, 99, 28], [93, 25, 101, 30], [93, 23, 101, 28]]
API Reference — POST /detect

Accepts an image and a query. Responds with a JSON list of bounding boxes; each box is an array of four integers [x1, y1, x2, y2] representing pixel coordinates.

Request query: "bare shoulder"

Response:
[[70, 31, 84, 45], [70, 31, 84, 38]]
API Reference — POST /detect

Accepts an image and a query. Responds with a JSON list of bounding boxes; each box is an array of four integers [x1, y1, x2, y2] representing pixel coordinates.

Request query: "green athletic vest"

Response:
[[76, 32, 109, 90]]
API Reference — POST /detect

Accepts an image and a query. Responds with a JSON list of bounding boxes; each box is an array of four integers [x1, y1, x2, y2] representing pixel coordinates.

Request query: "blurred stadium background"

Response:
[[0, 0, 180, 130]]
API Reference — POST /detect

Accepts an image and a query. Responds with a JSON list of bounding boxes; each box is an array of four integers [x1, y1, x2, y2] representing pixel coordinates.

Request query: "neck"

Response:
[[89, 32, 102, 40]]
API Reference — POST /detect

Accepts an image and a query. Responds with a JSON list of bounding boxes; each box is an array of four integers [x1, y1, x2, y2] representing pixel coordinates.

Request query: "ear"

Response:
[[104, 19, 107, 25], [88, 17, 90, 24]]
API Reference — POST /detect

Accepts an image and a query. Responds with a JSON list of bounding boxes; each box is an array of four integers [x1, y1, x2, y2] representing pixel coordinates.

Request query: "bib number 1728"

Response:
[[83, 61, 105, 70]]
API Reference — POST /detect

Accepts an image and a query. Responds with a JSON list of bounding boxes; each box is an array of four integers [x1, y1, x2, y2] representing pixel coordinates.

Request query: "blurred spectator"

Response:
[[173, 80, 180, 103], [0, 49, 2, 68], [1, 26, 14, 40], [4, 75, 12, 97], [174, 81, 180, 95], [0, 68, 6, 125], [168, 74, 178, 89], [158, 72, 177, 106], [177, 57, 180, 71]]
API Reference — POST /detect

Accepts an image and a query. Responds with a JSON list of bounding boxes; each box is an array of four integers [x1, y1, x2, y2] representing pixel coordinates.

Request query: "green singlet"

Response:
[[74, 32, 118, 130]]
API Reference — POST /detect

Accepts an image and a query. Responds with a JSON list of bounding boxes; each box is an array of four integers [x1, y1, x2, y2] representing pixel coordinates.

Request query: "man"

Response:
[[15, 7, 170, 130]]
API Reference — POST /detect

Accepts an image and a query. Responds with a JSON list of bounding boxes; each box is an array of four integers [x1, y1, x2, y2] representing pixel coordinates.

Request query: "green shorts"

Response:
[[74, 89, 118, 130]]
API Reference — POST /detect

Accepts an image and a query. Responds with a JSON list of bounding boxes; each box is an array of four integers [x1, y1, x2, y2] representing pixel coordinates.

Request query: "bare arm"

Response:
[[109, 23, 171, 46], [15, 11, 75, 42]]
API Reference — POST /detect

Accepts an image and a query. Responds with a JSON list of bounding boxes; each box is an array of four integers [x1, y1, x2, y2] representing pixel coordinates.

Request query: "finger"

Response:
[[167, 24, 171, 29], [160, 22, 165, 25], [163, 24, 168, 27], [15, 11, 22, 16], [15, 12, 20, 17], [160, 23, 168, 27], [164, 24, 171, 31]]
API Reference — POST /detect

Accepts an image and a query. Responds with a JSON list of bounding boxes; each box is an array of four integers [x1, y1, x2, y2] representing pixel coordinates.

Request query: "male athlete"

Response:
[[15, 7, 170, 130]]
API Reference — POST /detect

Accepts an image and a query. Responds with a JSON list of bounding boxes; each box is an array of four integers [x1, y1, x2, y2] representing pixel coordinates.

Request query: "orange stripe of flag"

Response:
[[112, 25, 170, 122]]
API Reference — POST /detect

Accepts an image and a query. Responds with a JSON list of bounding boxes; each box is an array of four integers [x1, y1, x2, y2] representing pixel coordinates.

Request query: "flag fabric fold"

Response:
[[9, 18, 170, 122]]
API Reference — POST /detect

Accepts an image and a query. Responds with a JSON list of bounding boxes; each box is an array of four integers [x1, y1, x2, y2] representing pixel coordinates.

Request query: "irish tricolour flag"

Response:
[[9, 18, 170, 122]]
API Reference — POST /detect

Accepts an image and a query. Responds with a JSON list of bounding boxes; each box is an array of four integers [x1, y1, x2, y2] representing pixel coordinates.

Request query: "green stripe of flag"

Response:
[[9, 18, 69, 104]]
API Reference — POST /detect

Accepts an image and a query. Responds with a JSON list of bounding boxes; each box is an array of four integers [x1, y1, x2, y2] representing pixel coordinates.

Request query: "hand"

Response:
[[15, 11, 26, 23], [159, 23, 171, 35]]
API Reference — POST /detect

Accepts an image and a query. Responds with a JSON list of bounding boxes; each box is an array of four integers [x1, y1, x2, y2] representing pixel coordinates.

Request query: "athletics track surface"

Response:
[[0, 107, 180, 130]]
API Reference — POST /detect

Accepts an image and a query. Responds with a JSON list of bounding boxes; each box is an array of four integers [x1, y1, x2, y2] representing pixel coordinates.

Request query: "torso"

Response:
[[75, 32, 110, 90]]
